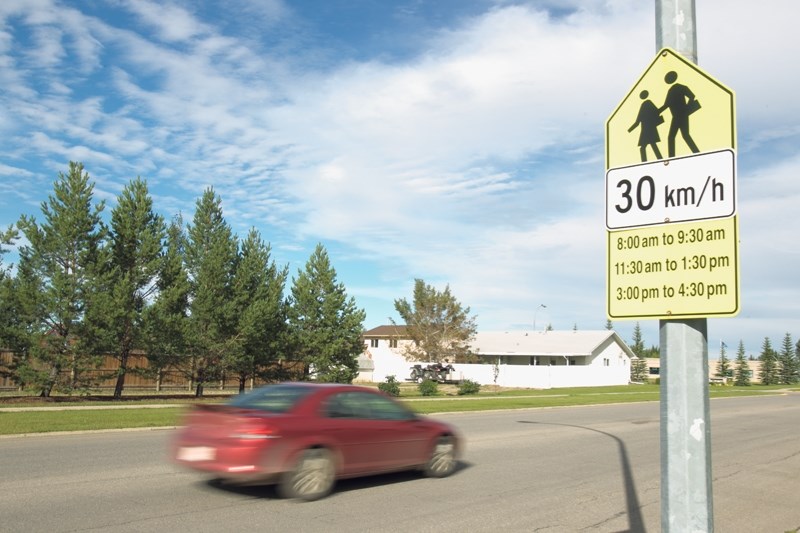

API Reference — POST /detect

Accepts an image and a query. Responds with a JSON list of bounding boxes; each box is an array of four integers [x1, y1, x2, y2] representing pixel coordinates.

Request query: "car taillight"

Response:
[[230, 423, 280, 440]]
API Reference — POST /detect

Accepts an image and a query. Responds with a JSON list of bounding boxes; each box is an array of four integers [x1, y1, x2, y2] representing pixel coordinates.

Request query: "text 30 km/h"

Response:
[[606, 149, 736, 230]]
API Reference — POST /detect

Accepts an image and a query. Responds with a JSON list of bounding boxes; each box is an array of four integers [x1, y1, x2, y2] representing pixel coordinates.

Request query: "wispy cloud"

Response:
[[1, 0, 798, 351]]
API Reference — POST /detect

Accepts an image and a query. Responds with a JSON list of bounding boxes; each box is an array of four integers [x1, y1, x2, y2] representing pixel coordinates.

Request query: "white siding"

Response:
[[362, 330, 633, 389]]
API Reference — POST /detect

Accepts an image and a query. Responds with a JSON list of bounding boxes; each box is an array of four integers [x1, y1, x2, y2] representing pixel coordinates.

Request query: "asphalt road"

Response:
[[1, 393, 798, 532]]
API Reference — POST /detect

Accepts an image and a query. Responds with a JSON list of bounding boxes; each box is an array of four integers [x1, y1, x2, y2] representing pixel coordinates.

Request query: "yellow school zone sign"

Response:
[[606, 48, 735, 169], [605, 48, 739, 320]]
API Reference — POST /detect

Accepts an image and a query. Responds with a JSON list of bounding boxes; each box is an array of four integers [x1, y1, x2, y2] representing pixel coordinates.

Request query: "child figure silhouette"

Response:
[[628, 90, 664, 162]]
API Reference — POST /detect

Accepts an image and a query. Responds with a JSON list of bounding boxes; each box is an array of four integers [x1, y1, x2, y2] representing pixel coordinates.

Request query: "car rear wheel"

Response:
[[424, 436, 457, 478], [280, 448, 336, 501]]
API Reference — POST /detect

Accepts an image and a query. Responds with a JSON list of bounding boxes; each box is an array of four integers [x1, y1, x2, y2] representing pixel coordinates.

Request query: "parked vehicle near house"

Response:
[[409, 362, 457, 383], [172, 382, 461, 501]]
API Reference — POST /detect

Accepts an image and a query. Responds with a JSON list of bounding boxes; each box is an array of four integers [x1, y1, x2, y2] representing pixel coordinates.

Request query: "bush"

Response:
[[418, 379, 438, 396], [457, 379, 481, 395], [378, 375, 400, 397]]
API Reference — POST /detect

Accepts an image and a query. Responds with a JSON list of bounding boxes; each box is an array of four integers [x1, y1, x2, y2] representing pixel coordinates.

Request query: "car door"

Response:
[[323, 391, 429, 474]]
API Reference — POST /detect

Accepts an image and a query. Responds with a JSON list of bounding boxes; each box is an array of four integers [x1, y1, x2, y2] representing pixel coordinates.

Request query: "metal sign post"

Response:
[[657, 1, 713, 531], [604, 1, 738, 530]]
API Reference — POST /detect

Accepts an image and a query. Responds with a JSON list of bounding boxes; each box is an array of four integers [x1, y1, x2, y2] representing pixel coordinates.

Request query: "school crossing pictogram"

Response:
[[628, 70, 702, 162], [606, 48, 734, 170]]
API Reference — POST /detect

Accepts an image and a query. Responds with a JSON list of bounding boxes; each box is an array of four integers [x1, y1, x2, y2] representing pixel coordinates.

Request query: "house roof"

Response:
[[363, 325, 634, 359], [472, 330, 634, 358], [363, 325, 408, 337]]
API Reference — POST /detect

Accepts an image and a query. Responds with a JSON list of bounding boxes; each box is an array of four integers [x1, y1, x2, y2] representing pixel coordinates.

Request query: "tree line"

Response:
[[621, 321, 800, 386], [0, 162, 366, 397]]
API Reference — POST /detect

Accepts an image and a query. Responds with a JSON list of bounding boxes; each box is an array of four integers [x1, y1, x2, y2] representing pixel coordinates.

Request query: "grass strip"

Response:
[[404, 386, 776, 414], [0, 407, 186, 435], [0, 385, 787, 435]]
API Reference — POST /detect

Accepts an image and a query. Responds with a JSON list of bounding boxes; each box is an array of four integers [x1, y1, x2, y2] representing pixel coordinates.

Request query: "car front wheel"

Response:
[[424, 436, 457, 478], [279, 448, 336, 501]]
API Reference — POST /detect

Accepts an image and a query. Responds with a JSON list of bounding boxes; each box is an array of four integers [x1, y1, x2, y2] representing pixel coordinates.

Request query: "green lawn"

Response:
[[0, 384, 790, 436], [0, 407, 187, 435]]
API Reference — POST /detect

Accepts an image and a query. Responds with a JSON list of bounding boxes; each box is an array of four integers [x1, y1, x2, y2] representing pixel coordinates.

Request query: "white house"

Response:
[[360, 326, 634, 389]]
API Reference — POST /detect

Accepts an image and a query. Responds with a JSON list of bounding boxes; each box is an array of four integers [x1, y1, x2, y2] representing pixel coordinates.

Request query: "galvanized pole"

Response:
[[656, 0, 697, 63], [655, 2, 714, 531]]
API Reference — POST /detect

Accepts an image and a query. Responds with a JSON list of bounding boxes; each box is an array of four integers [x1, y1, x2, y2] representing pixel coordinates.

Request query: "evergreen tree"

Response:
[[796, 339, 800, 379], [14, 162, 107, 396], [630, 322, 645, 358], [605, 319, 613, 330], [777, 332, 799, 384], [758, 337, 779, 385], [630, 356, 649, 383], [288, 244, 366, 383], [716, 342, 731, 380], [226, 228, 288, 392], [641, 344, 660, 358], [142, 215, 190, 390], [88, 178, 165, 398], [394, 278, 478, 363], [733, 340, 751, 386], [185, 189, 238, 396], [0, 226, 18, 351]]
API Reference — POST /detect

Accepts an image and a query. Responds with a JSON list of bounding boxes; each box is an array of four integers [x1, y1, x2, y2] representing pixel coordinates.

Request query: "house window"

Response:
[[370, 339, 379, 348], [389, 339, 398, 348], [603, 358, 610, 366]]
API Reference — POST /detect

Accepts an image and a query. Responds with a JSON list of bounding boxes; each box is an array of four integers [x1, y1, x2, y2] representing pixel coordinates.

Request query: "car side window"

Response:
[[363, 393, 414, 421], [325, 393, 368, 419], [325, 392, 414, 421]]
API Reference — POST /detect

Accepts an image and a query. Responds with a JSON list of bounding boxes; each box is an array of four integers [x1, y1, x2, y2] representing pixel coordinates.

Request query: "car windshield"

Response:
[[227, 384, 314, 413]]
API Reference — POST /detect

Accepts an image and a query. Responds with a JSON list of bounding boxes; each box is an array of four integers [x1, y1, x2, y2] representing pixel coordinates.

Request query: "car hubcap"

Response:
[[293, 453, 333, 496], [429, 439, 455, 475]]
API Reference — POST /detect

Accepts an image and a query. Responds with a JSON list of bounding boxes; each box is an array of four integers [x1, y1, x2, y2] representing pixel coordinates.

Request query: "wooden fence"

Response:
[[0, 349, 303, 392]]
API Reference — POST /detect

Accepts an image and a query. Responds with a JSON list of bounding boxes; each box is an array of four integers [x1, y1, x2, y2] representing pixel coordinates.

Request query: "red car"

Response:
[[172, 382, 461, 500]]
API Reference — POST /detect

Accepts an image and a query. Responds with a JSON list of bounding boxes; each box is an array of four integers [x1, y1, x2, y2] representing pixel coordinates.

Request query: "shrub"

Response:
[[378, 375, 400, 397], [457, 379, 481, 395], [418, 379, 438, 396]]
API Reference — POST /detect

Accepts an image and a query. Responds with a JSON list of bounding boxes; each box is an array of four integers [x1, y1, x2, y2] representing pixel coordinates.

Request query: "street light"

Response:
[[533, 304, 547, 331]]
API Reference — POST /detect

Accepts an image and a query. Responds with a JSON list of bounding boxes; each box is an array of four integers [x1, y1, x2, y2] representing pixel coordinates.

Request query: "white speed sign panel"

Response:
[[606, 149, 735, 230]]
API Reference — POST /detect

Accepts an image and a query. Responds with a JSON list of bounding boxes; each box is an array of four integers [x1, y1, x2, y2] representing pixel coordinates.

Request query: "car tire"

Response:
[[424, 436, 457, 478], [279, 448, 336, 501]]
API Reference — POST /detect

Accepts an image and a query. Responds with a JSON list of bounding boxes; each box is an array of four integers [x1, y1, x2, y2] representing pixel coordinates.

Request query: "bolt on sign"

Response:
[[605, 48, 739, 320]]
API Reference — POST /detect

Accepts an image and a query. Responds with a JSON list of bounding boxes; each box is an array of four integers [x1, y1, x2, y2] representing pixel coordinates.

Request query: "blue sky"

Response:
[[1, 0, 798, 357]]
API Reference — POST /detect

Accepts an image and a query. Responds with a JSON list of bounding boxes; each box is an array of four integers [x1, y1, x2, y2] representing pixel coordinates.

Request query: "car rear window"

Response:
[[228, 385, 314, 413]]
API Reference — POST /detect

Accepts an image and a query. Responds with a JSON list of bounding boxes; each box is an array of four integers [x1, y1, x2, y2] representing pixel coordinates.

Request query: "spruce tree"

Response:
[[630, 322, 645, 358], [87, 178, 164, 398], [15, 162, 107, 396], [0, 227, 17, 343], [288, 244, 366, 383], [733, 340, 751, 386], [627, 322, 650, 381], [758, 337, 778, 385], [630, 357, 650, 383], [716, 342, 731, 380], [185, 189, 238, 396], [226, 228, 288, 392], [778, 333, 799, 385], [142, 215, 190, 391]]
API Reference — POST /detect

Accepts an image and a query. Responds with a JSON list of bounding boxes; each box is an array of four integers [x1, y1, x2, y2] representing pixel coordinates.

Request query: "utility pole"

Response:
[[655, 1, 714, 531]]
